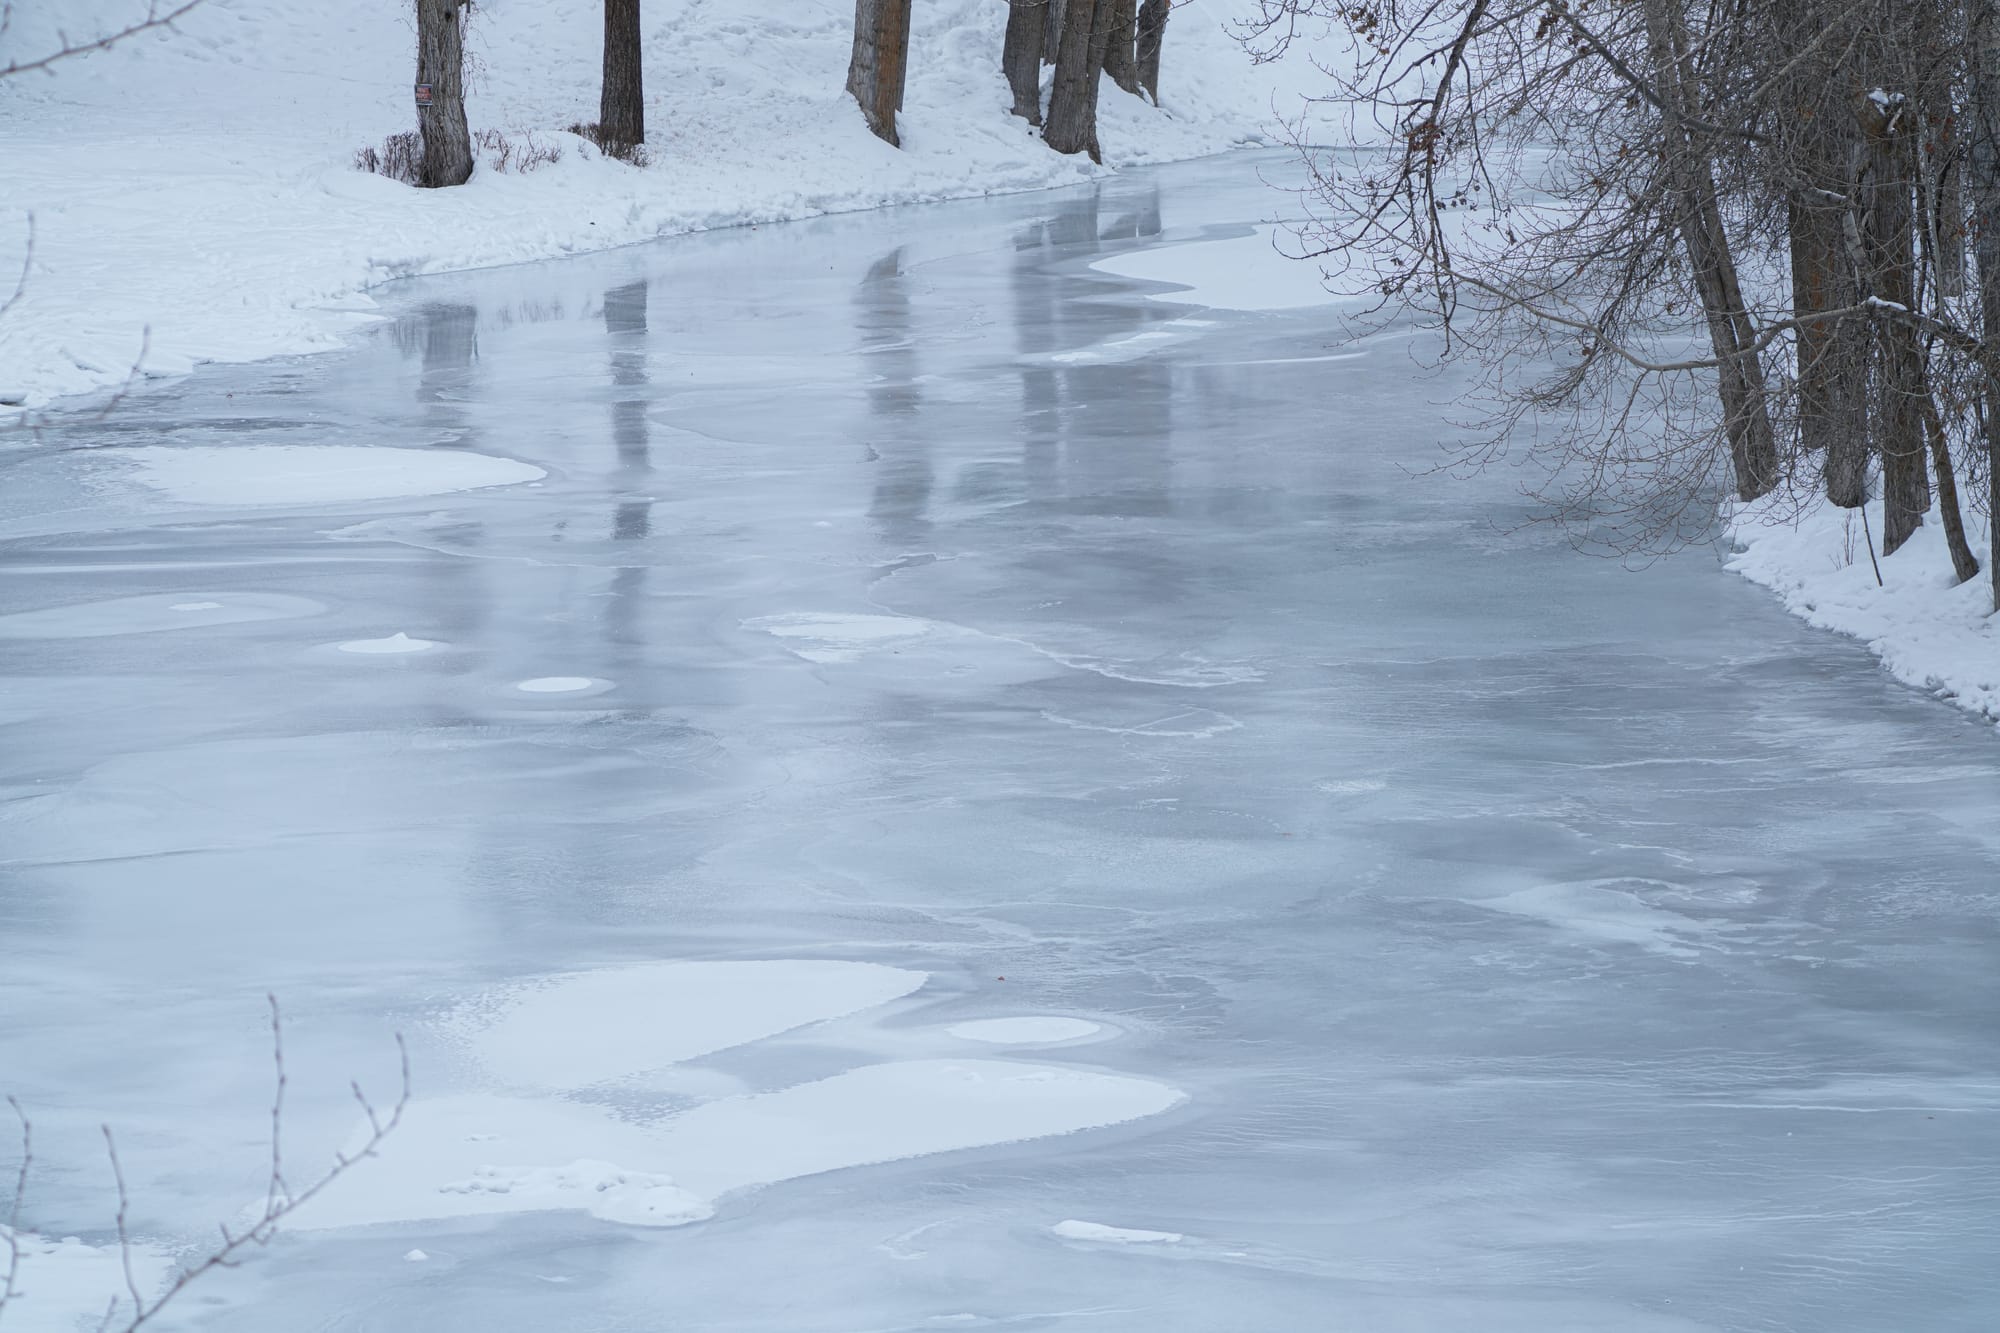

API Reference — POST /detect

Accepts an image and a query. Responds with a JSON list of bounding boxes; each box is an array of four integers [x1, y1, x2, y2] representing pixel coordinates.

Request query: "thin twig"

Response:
[[0, 1097, 28, 1320], [0, 1, 208, 80]]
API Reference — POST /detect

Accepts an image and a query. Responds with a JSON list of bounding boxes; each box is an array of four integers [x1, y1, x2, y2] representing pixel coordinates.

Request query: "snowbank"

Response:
[[0, 0, 1338, 412], [1727, 495, 2000, 726]]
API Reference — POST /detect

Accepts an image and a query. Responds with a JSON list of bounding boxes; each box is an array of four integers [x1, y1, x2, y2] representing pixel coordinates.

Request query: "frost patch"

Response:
[[338, 631, 439, 655], [1052, 1219, 1185, 1244], [1477, 881, 1728, 959]]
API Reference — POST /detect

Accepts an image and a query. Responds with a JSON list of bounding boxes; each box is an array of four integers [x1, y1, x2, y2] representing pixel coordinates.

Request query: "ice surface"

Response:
[[654, 1060, 1184, 1199], [3, 155, 1999, 1333], [1088, 225, 1360, 310], [0, 591, 323, 639], [103, 445, 545, 506], [948, 1017, 1106, 1045], [457, 960, 930, 1088]]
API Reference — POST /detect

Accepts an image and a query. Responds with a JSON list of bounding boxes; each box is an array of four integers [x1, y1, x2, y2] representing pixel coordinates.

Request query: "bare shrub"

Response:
[[564, 121, 650, 166], [353, 131, 424, 185], [474, 127, 564, 174]]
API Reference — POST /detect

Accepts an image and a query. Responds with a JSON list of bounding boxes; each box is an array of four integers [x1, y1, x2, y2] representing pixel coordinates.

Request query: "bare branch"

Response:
[[0, 1097, 28, 1321], [0, 1, 208, 80]]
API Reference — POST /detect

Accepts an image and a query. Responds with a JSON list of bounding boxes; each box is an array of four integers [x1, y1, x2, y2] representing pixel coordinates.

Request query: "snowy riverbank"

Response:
[[0, 0, 1325, 413], [1727, 495, 1999, 727]]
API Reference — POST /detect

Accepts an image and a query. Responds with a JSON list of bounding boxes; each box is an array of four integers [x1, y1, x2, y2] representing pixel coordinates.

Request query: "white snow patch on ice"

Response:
[[1090, 226, 1358, 311], [0, 591, 324, 639], [654, 1059, 1185, 1199], [403, 1248, 429, 1262], [457, 960, 930, 1088], [439, 1160, 715, 1228], [0, 1227, 175, 1330], [338, 631, 439, 655], [1052, 1219, 1185, 1244], [293, 1059, 1180, 1231], [513, 676, 598, 694], [1727, 493, 1999, 726], [948, 1017, 1106, 1045], [105, 446, 545, 507]]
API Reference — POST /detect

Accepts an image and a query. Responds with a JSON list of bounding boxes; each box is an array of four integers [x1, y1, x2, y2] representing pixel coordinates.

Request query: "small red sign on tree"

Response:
[[414, 83, 435, 107]]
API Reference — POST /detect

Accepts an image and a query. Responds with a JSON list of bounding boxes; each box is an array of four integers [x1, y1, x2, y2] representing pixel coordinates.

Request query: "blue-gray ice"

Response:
[[2, 154, 1998, 1333]]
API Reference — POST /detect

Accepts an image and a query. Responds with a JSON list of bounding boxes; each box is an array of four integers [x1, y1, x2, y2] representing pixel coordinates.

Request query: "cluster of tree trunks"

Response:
[[1243, 0, 2000, 607], [415, 1, 645, 183], [1005, 0, 1171, 149]]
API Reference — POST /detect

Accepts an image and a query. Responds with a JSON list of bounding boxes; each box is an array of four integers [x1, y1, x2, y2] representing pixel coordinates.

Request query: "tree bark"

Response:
[[1972, 0, 2000, 609], [1858, 91, 1933, 556], [847, 0, 913, 146], [1791, 195, 1870, 506], [1045, 0, 1111, 161], [1136, 0, 1169, 104], [1772, 0, 1866, 506], [415, 0, 472, 188], [1042, 0, 1068, 64], [1639, 0, 1778, 501], [600, 0, 645, 153], [1919, 376, 1983, 582], [1101, 0, 1139, 95], [1004, 1, 1046, 125]]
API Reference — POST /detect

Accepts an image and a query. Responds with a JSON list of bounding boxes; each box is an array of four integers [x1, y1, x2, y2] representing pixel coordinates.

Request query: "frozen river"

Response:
[[3, 153, 1998, 1332]]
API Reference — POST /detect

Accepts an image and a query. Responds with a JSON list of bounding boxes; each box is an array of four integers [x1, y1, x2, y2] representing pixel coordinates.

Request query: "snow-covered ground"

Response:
[[1728, 496, 1999, 728], [0, 0, 1329, 412]]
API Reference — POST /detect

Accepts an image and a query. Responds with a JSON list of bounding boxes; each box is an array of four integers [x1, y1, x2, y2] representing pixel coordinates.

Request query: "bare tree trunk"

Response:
[[1045, 0, 1111, 161], [1858, 91, 1933, 555], [1042, 0, 1068, 64], [1640, 0, 1778, 501], [1919, 373, 1983, 582], [1973, 0, 2000, 610], [1968, 0, 2000, 608], [1004, 1, 1046, 125], [1774, 0, 1867, 507], [1791, 196, 1870, 506], [1101, 0, 1139, 95], [1136, 0, 1169, 104], [847, 0, 913, 147], [415, 0, 472, 188], [600, 0, 645, 153], [1921, 119, 1967, 298]]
